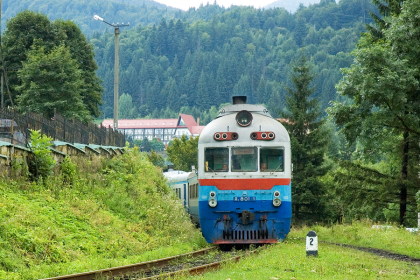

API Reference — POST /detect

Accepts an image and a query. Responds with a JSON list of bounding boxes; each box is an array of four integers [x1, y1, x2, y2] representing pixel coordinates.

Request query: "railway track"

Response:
[[41, 246, 260, 280]]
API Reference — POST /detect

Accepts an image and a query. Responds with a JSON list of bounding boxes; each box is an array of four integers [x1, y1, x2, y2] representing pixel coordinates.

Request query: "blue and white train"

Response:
[[164, 96, 291, 245]]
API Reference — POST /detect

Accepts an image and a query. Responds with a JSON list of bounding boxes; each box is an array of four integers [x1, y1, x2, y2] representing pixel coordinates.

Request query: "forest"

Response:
[[91, 0, 376, 122]]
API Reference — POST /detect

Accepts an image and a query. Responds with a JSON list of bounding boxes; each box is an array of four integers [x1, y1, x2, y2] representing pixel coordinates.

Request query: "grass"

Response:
[[186, 236, 420, 280], [293, 220, 420, 258], [0, 147, 207, 280]]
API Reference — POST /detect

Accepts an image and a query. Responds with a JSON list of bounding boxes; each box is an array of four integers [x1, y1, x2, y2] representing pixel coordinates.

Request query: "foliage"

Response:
[[29, 130, 56, 181], [118, 93, 137, 119], [150, 138, 165, 152], [1, 0, 178, 35], [147, 149, 166, 169], [16, 43, 90, 121], [281, 54, 331, 222], [91, 0, 373, 117], [328, 0, 420, 225], [166, 135, 199, 172], [141, 137, 151, 152], [60, 156, 77, 186], [3, 10, 102, 117], [0, 147, 206, 279]]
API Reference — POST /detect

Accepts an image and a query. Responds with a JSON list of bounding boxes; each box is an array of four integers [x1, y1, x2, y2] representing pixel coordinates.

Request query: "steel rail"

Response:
[[40, 247, 216, 280], [141, 249, 259, 280]]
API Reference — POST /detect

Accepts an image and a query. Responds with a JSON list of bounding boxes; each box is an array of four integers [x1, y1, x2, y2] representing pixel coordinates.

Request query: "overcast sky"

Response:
[[153, 0, 275, 11]]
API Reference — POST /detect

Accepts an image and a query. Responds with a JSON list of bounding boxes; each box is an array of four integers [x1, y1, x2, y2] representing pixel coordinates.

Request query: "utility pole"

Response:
[[114, 27, 119, 131], [94, 15, 129, 131]]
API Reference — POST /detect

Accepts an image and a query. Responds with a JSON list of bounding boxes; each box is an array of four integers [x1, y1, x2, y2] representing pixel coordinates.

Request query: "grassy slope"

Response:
[[190, 239, 420, 279], [294, 221, 420, 258], [0, 148, 207, 280], [189, 221, 420, 279]]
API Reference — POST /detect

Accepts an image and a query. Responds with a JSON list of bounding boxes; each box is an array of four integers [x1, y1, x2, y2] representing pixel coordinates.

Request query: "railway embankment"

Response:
[[0, 147, 206, 280]]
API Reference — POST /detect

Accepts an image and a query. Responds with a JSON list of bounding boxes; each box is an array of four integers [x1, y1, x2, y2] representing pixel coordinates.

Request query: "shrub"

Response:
[[28, 130, 55, 181]]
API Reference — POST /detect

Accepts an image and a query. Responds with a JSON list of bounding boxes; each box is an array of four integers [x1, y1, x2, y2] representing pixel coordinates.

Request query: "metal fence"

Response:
[[0, 108, 125, 147]]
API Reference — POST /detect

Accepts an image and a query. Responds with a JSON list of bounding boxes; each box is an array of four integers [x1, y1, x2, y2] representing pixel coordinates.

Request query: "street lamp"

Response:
[[94, 15, 129, 131]]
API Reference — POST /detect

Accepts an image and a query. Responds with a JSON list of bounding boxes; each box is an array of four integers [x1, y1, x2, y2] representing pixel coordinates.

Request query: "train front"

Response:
[[198, 97, 292, 244]]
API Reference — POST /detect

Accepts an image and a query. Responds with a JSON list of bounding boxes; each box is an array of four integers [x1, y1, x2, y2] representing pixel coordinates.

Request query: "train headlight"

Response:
[[209, 198, 217, 207], [236, 111, 253, 127], [273, 197, 282, 207]]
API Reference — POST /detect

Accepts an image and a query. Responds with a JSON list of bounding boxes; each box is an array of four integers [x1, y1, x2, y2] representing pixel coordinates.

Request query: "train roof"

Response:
[[163, 170, 191, 183], [199, 105, 290, 145], [216, 104, 272, 118]]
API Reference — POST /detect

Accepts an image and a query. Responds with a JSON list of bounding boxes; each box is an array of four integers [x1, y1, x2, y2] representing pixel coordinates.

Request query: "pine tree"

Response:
[[281, 55, 330, 221]]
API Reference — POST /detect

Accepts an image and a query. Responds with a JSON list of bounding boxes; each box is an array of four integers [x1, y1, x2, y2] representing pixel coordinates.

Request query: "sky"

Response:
[[153, 0, 276, 11]]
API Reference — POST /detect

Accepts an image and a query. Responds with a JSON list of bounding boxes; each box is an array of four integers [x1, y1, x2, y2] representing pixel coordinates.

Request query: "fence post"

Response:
[[53, 108, 57, 141], [25, 107, 29, 145], [73, 114, 75, 144], [10, 116, 14, 145], [63, 116, 66, 142]]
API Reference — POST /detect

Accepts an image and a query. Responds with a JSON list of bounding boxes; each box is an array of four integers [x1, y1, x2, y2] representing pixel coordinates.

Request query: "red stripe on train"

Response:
[[198, 178, 291, 190]]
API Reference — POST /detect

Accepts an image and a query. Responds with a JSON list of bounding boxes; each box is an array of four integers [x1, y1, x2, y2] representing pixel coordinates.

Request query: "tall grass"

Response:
[[0, 147, 207, 279]]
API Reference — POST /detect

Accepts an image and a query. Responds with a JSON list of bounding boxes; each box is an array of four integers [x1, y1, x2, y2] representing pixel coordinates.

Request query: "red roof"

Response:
[[178, 114, 197, 131], [191, 126, 205, 135], [102, 118, 178, 129]]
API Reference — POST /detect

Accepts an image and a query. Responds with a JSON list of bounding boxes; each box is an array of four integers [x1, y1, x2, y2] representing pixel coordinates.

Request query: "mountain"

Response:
[[265, 0, 321, 13], [1, 0, 180, 34]]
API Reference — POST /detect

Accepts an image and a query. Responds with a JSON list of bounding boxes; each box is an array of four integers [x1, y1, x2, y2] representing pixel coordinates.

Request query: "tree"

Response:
[[167, 135, 199, 172], [366, 0, 403, 39], [281, 55, 330, 221], [119, 93, 134, 119], [328, 0, 420, 225], [141, 137, 151, 152], [2, 10, 102, 116], [150, 138, 165, 152], [147, 149, 166, 169], [16, 43, 90, 121]]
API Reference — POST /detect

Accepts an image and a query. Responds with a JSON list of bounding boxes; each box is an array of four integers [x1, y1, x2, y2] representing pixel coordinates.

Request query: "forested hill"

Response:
[[1, 0, 179, 34], [93, 0, 377, 121]]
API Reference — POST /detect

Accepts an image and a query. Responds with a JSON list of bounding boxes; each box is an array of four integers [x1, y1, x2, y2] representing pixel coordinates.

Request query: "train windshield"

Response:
[[260, 148, 284, 172], [205, 148, 229, 172], [231, 147, 258, 172]]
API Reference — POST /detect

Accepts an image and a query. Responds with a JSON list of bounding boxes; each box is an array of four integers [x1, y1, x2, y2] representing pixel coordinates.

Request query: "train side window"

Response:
[[260, 148, 284, 172], [231, 147, 258, 172], [205, 148, 229, 172]]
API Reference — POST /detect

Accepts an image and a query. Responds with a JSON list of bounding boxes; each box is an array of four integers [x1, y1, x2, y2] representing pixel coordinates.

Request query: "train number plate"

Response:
[[233, 196, 256, 202]]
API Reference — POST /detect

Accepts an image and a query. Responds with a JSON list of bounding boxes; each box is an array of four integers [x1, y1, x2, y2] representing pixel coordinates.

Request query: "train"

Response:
[[164, 96, 291, 246]]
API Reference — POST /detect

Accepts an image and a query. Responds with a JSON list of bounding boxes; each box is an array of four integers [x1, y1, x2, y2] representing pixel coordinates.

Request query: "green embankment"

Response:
[[189, 223, 420, 279], [0, 147, 207, 280]]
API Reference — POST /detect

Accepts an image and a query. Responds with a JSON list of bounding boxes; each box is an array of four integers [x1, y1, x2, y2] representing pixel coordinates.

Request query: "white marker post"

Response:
[[306, 231, 318, 257]]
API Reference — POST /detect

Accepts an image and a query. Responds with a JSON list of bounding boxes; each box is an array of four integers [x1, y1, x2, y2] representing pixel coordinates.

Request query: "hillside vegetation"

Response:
[[0, 148, 206, 280], [93, 0, 377, 122]]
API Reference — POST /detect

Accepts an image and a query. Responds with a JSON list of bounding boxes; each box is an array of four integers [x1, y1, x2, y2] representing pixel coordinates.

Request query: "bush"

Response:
[[28, 130, 55, 181]]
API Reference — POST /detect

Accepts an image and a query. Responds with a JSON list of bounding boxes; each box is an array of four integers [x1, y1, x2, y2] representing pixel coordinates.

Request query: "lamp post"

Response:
[[94, 15, 129, 131]]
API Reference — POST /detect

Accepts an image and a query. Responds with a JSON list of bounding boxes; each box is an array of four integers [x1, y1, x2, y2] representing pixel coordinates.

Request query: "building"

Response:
[[101, 114, 205, 145]]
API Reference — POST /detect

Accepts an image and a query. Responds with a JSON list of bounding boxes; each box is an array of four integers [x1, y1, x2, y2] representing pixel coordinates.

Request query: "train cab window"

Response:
[[205, 148, 229, 172], [231, 147, 258, 172], [260, 148, 284, 172]]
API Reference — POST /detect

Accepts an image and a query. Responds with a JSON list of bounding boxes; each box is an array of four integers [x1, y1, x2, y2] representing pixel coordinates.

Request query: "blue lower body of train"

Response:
[[198, 184, 291, 244]]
